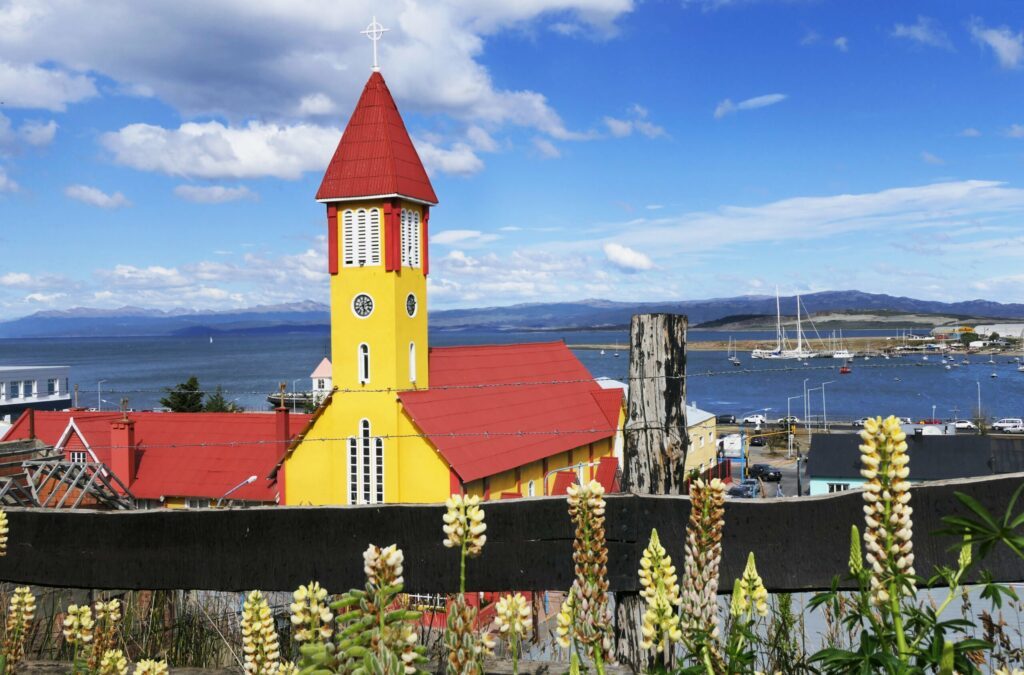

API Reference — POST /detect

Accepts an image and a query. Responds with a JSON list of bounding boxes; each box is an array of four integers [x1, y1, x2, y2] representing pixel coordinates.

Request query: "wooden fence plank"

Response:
[[0, 473, 1021, 593]]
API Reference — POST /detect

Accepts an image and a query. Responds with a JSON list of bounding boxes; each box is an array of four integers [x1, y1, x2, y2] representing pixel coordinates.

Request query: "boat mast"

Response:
[[796, 294, 803, 353], [775, 287, 782, 352]]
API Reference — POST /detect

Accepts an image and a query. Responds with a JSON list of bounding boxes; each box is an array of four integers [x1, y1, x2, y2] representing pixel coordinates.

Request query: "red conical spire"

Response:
[[316, 71, 438, 205]]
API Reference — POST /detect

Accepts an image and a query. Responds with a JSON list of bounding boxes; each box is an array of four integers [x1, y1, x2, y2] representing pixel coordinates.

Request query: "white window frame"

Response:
[[409, 342, 416, 383], [348, 437, 358, 504], [69, 451, 87, 464], [361, 419, 372, 504], [342, 208, 381, 267], [827, 482, 851, 493], [358, 343, 370, 384], [374, 437, 384, 503], [349, 421, 383, 505], [527, 480, 535, 497]]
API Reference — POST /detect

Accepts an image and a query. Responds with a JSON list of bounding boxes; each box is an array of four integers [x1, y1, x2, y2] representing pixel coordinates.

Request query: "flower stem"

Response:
[[460, 538, 467, 596]]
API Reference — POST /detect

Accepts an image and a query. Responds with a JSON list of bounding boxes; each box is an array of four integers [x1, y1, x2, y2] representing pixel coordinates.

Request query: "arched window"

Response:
[[527, 480, 535, 497], [342, 208, 381, 267], [575, 462, 585, 483], [358, 343, 370, 383], [409, 342, 416, 383], [400, 209, 421, 268], [374, 438, 384, 503], [347, 437, 358, 504], [361, 419, 371, 504]]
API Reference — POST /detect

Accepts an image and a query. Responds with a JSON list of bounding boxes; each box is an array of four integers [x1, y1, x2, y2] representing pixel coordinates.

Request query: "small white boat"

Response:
[[945, 365, 952, 371], [962, 359, 970, 365], [600, 349, 605, 355], [991, 372, 999, 379], [209, 336, 214, 344], [1018, 365, 1024, 372], [922, 355, 929, 361]]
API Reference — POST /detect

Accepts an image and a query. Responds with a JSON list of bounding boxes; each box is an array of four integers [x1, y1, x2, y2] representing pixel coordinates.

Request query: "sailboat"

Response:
[[727, 337, 742, 366], [750, 290, 818, 359], [831, 329, 854, 359], [751, 291, 785, 359]]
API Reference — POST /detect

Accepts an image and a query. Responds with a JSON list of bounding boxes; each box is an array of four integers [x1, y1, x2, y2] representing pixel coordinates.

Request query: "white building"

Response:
[[0, 366, 72, 422], [310, 357, 333, 403], [972, 324, 1024, 339]]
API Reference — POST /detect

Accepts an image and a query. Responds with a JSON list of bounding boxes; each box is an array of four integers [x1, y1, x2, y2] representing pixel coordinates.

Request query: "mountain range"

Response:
[[1, 291, 1023, 338]]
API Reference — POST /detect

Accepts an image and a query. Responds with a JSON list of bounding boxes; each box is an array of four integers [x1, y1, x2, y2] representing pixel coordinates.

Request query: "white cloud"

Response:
[[533, 137, 561, 158], [431, 229, 499, 246], [101, 121, 340, 180], [960, 127, 981, 137], [603, 242, 654, 271], [466, 125, 499, 152], [715, 93, 786, 119], [499, 226, 522, 231], [0, 272, 31, 287], [414, 139, 485, 176], [18, 119, 57, 146], [0, 167, 16, 192], [833, 36, 849, 52], [24, 292, 65, 303], [604, 116, 633, 137], [64, 184, 131, 209], [970, 19, 1024, 69], [800, 29, 820, 46], [174, 184, 255, 204], [921, 151, 945, 165], [1007, 124, 1024, 138], [296, 93, 337, 116], [0, 61, 97, 111], [603, 104, 666, 139], [646, 204, 664, 210], [892, 16, 952, 50]]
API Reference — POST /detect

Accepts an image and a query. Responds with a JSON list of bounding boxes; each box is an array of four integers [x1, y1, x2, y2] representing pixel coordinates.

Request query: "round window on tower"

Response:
[[352, 293, 375, 318], [406, 293, 417, 317]]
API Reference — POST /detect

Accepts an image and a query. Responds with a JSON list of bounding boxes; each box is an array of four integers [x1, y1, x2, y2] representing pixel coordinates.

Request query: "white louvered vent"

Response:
[[342, 210, 356, 266], [401, 208, 421, 268], [368, 208, 381, 265]]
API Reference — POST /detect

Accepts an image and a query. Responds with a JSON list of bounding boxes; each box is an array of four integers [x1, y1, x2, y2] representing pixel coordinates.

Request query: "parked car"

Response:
[[1003, 423, 1024, 434], [748, 464, 782, 482], [953, 420, 978, 430], [919, 418, 942, 425], [727, 483, 757, 499], [852, 417, 868, 427], [749, 435, 767, 447], [742, 414, 767, 425], [716, 414, 737, 424], [898, 417, 913, 425], [776, 416, 800, 425], [993, 418, 1024, 432]]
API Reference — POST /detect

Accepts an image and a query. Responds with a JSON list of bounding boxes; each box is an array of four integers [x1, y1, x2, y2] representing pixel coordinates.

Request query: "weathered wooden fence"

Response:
[[0, 472, 1021, 593]]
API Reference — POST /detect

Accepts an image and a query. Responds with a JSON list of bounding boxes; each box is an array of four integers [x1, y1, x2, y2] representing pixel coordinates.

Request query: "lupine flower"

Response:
[[63, 604, 95, 645], [289, 582, 332, 643], [848, 525, 863, 577], [564, 480, 613, 658], [859, 416, 915, 605], [90, 598, 123, 669], [679, 479, 726, 650], [99, 649, 129, 675], [241, 590, 281, 675], [0, 509, 8, 556], [638, 528, 682, 651], [94, 599, 122, 624], [3, 586, 36, 666], [444, 593, 489, 673], [442, 493, 487, 557], [363, 543, 404, 587], [133, 659, 169, 675], [495, 593, 532, 636], [731, 552, 768, 618]]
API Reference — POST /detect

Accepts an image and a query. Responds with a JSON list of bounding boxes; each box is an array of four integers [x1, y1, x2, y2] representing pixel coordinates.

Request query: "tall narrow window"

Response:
[[348, 437, 358, 503], [527, 480, 535, 497], [358, 343, 370, 383], [409, 342, 416, 383], [342, 210, 355, 266], [361, 420, 371, 504], [342, 208, 381, 267], [400, 209, 421, 268], [374, 438, 384, 503]]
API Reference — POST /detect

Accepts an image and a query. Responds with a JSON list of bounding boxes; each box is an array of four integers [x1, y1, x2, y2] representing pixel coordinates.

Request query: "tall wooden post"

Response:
[[615, 313, 689, 670]]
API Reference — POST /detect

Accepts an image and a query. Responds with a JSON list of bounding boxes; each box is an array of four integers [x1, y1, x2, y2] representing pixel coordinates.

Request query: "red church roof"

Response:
[[0, 410, 310, 502], [398, 342, 623, 483], [316, 71, 438, 205]]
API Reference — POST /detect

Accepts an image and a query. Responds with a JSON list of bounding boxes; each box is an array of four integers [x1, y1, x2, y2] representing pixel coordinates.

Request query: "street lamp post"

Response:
[[97, 380, 107, 412], [821, 381, 834, 432], [976, 380, 982, 425], [216, 475, 258, 508], [738, 407, 771, 480], [787, 395, 803, 458]]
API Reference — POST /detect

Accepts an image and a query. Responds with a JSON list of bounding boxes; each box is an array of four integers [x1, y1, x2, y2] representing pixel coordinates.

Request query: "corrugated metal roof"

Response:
[[2, 410, 310, 501], [399, 342, 622, 483], [316, 71, 438, 205], [686, 405, 715, 427]]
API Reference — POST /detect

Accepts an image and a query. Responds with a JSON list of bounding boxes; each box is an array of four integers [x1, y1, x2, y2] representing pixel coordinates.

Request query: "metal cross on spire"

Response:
[[360, 16, 389, 72]]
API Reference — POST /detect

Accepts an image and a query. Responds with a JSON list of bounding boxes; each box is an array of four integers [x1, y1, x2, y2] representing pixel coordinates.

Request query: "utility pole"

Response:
[[615, 313, 688, 671]]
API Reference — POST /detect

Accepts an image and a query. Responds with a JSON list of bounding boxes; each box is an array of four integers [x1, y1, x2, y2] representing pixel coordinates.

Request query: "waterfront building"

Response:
[[0, 366, 71, 422], [1, 409, 309, 507], [685, 404, 718, 472], [275, 69, 625, 505], [808, 433, 1024, 495]]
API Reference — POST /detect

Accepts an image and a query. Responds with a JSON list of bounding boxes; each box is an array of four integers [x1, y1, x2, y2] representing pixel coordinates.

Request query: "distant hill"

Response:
[[1, 291, 1022, 338]]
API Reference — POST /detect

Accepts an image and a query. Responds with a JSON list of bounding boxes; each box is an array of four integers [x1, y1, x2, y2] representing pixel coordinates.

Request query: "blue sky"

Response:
[[3, 0, 1024, 317]]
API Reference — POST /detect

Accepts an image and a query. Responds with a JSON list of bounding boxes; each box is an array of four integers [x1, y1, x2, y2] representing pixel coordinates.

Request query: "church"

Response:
[[271, 66, 624, 505]]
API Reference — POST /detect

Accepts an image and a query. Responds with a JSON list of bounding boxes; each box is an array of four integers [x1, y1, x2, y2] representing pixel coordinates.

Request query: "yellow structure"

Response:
[[684, 405, 718, 472], [278, 69, 624, 506]]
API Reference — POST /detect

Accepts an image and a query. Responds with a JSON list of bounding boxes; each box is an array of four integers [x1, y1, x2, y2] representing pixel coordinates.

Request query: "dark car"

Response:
[[749, 435, 767, 446], [748, 464, 782, 482], [727, 483, 756, 498], [716, 414, 737, 424]]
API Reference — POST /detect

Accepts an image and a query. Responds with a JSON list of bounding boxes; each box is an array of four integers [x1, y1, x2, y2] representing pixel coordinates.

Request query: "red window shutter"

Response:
[[327, 205, 338, 275], [422, 207, 430, 275]]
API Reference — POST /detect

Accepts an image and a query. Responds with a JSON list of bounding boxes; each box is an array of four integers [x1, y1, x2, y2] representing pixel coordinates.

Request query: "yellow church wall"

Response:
[[395, 408, 451, 503]]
